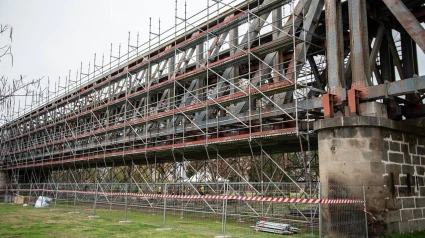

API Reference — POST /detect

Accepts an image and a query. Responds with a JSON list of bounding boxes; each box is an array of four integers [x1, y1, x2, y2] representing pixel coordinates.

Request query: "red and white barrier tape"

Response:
[[363, 206, 377, 221], [5, 188, 378, 219], [8, 188, 364, 204]]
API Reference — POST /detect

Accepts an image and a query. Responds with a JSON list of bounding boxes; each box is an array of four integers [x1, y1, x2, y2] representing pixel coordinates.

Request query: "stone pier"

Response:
[[0, 171, 9, 201], [315, 116, 425, 236], [0, 171, 8, 189]]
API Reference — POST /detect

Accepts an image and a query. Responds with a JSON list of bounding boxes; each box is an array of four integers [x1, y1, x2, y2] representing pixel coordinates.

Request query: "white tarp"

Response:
[[34, 196, 52, 208]]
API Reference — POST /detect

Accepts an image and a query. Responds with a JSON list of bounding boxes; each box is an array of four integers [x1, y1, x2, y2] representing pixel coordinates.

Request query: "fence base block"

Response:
[[119, 220, 132, 224], [156, 228, 172, 231], [88, 216, 100, 219]]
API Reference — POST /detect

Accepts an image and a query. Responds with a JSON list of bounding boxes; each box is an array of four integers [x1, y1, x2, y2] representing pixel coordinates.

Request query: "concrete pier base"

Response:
[[88, 216, 100, 219], [68, 212, 80, 214], [0, 171, 8, 203], [156, 228, 172, 231], [0, 171, 7, 189], [315, 116, 425, 236]]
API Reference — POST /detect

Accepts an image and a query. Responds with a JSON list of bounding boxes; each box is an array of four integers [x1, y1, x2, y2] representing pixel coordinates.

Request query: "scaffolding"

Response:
[[2, 0, 425, 236], [0, 0, 325, 231]]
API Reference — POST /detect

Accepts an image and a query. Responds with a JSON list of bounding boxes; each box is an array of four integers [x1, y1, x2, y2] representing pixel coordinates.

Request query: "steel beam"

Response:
[[382, 0, 425, 53], [325, 0, 344, 97], [369, 25, 385, 84], [366, 75, 425, 99], [348, 0, 370, 88], [379, 33, 396, 82]]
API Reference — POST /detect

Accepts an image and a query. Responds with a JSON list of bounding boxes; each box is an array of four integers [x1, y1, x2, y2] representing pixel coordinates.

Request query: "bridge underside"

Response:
[[22, 133, 316, 170]]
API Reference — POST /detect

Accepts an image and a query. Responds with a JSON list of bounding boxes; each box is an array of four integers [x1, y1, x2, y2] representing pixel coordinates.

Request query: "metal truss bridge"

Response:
[[1, 0, 425, 186]]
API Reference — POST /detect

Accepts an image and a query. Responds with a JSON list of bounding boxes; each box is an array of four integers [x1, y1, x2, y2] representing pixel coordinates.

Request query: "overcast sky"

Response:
[[0, 0, 219, 108]]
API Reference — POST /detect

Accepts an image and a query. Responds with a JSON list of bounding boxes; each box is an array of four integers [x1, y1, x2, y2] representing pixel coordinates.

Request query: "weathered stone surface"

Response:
[[406, 134, 417, 144], [399, 186, 413, 197], [402, 198, 415, 209], [417, 166, 425, 176], [386, 210, 401, 223], [317, 130, 335, 141], [416, 198, 425, 208], [382, 140, 390, 152], [401, 144, 411, 164], [369, 138, 385, 151], [335, 127, 359, 138], [420, 187, 425, 197], [381, 151, 389, 162], [418, 177, 424, 186], [370, 162, 384, 174], [401, 143, 410, 153], [410, 144, 417, 155], [419, 218, 425, 231], [386, 164, 402, 176], [412, 188, 420, 197], [418, 146, 425, 156], [362, 150, 382, 162], [413, 209, 423, 219], [399, 221, 410, 233], [314, 116, 425, 137], [412, 156, 421, 165], [409, 220, 420, 231], [402, 165, 414, 176], [417, 137, 425, 147], [421, 157, 425, 166], [360, 127, 383, 139], [400, 176, 407, 186], [387, 198, 402, 210], [419, 137, 425, 147], [387, 221, 400, 233], [401, 209, 414, 221], [388, 152, 404, 163], [390, 142, 401, 152], [391, 132, 404, 142], [359, 102, 388, 118]]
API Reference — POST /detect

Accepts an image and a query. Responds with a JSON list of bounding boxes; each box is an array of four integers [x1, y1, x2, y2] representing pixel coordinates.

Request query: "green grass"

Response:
[[0, 203, 300, 238], [4, 202, 425, 237], [382, 231, 425, 238]]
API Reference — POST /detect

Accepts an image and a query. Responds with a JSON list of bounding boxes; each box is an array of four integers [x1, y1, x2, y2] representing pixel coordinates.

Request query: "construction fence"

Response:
[[3, 182, 368, 237]]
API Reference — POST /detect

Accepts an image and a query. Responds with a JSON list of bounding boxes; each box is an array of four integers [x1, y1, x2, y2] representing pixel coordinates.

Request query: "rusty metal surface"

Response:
[[369, 25, 385, 83], [325, 0, 344, 96], [347, 89, 360, 116], [348, 0, 370, 88], [322, 93, 336, 119], [382, 0, 425, 53], [366, 75, 425, 99]]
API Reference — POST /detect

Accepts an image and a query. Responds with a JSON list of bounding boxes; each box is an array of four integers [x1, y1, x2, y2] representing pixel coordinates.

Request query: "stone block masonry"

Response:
[[314, 116, 425, 236], [383, 132, 425, 234], [0, 171, 9, 202]]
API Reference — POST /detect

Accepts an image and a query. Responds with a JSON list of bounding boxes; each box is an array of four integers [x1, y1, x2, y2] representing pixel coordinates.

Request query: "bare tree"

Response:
[[0, 24, 13, 64], [0, 24, 42, 124]]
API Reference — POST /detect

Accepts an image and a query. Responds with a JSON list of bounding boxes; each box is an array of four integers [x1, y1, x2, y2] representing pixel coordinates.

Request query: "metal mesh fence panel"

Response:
[[320, 184, 367, 237], [4, 182, 369, 237]]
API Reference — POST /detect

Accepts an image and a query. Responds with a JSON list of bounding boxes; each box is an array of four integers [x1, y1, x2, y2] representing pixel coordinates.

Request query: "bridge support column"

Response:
[[315, 116, 425, 236], [0, 171, 9, 200]]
